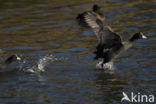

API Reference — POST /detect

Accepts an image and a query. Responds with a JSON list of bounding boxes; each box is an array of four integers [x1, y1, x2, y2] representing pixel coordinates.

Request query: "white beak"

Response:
[[140, 32, 147, 39], [17, 56, 21, 60], [142, 35, 147, 39]]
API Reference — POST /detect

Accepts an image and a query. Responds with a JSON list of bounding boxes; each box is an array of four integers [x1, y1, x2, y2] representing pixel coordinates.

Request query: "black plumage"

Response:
[[84, 12, 147, 66], [0, 55, 21, 69], [5, 55, 21, 64]]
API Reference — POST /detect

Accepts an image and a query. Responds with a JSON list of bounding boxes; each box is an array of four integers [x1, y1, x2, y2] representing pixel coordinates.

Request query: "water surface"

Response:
[[0, 0, 155, 104]]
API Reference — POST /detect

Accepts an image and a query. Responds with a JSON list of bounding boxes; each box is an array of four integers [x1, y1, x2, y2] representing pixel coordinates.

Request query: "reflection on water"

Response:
[[0, 0, 155, 104]]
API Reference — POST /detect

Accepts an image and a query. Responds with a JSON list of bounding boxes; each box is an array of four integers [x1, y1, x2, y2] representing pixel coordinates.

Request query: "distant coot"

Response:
[[0, 55, 21, 69], [84, 12, 147, 69]]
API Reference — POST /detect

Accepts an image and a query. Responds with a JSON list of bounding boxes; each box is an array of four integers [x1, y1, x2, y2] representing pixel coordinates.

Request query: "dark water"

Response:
[[0, 0, 155, 104]]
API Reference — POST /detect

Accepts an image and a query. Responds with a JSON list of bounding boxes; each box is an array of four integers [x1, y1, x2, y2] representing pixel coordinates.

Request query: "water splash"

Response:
[[96, 61, 114, 70], [19, 54, 68, 73]]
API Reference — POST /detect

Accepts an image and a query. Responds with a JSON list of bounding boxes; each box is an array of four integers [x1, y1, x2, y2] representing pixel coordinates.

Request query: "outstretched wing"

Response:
[[84, 12, 123, 62], [84, 12, 114, 41], [84, 12, 102, 40]]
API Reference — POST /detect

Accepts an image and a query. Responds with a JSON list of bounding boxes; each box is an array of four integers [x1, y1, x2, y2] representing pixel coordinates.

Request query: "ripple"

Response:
[[4, 46, 43, 50], [42, 21, 75, 28], [3, 26, 28, 33]]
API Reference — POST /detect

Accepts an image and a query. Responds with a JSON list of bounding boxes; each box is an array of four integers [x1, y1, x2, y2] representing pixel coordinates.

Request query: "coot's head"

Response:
[[93, 4, 101, 12], [5, 55, 21, 64], [129, 32, 147, 42]]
